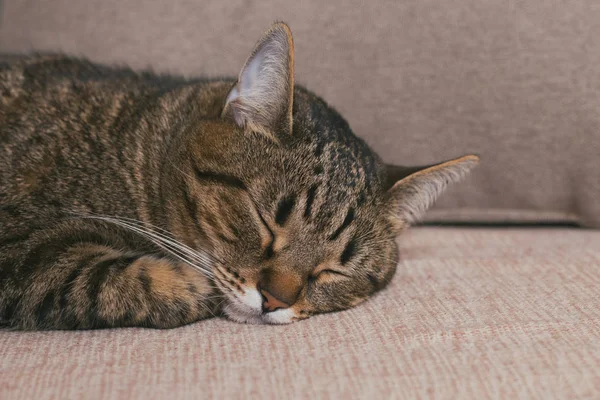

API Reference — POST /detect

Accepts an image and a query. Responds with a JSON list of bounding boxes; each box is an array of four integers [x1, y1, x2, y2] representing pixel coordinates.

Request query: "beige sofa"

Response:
[[1, 1, 599, 399]]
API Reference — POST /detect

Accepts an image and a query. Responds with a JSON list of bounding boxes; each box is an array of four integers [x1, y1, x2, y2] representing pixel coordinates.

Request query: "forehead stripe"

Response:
[[275, 194, 297, 226], [303, 184, 319, 219], [328, 207, 354, 241]]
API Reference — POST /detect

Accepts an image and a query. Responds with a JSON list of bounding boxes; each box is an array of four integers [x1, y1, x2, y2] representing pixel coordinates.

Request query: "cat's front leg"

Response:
[[1, 242, 219, 330], [87, 253, 219, 329]]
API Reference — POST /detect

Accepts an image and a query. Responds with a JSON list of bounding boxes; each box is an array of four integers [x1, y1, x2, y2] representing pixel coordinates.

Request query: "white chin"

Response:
[[222, 289, 295, 325]]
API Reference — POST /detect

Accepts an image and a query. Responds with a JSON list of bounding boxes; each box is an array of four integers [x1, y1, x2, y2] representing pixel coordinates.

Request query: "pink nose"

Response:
[[259, 287, 290, 313]]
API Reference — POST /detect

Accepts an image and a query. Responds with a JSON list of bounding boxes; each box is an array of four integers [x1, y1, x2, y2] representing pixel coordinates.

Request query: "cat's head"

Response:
[[164, 22, 478, 324]]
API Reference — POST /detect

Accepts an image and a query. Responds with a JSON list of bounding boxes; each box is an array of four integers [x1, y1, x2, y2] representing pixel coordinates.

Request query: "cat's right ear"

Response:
[[384, 155, 479, 233], [222, 22, 295, 138]]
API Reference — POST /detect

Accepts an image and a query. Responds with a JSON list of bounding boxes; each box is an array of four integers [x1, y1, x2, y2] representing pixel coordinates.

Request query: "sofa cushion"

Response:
[[1, 227, 599, 399]]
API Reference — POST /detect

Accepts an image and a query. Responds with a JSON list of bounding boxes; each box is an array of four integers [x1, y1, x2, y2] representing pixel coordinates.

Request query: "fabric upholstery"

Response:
[[1, 227, 599, 399], [1, 1, 599, 227]]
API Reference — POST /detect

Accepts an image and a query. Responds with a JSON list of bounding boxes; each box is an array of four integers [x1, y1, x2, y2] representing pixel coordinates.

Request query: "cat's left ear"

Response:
[[384, 155, 479, 232], [223, 22, 294, 137]]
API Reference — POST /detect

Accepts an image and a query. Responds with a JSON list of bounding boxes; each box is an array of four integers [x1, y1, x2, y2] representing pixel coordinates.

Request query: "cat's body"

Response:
[[0, 23, 478, 330], [0, 56, 230, 329]]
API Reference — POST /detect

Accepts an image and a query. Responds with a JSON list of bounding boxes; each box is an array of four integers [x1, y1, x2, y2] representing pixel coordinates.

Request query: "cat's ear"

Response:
[[385, 155, 479, 232], [223, 22, 294, 137]]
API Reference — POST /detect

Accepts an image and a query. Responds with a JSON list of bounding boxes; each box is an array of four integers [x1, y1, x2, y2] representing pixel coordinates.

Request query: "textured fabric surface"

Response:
[[1, 227, 599, 399], [1, 1, 600, 226]]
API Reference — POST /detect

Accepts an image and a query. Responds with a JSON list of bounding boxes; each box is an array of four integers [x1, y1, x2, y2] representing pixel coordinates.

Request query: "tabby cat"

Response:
[[0, 22, 478, 330]]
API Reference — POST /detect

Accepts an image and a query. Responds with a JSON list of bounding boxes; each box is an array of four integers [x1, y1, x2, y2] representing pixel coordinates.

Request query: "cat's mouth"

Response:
[[212, 265, 300, 324], [221, 288, 297, 325]]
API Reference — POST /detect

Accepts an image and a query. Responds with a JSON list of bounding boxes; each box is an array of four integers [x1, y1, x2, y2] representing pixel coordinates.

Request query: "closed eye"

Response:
[[321, 269, 350, 278], [310, 269, 351, 283]]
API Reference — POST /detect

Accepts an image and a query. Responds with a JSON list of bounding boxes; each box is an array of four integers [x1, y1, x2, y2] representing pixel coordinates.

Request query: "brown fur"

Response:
[[0, 23, 477, 330]]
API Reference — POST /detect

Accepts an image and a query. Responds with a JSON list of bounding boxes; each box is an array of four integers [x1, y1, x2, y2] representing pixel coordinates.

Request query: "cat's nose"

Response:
[[259, 285, 290, 313], [258, 268, 303, 313]]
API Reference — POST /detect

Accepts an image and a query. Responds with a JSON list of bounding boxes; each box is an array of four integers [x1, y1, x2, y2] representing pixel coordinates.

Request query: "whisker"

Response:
[[212, 298, 229, 314], [99, 217, 209, 264], [110, 220, 213, 276], [91, 213, 202, 250], [75, 213, 214, 277], [85, 212, 226, 264], [197, 298, 218, 318]]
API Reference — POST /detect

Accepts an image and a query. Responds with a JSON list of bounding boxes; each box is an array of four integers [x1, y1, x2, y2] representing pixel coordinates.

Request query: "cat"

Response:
[[0, 22, 478, 330]]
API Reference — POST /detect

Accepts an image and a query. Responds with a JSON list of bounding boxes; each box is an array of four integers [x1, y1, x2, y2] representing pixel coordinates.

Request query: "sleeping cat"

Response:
[[0, 22, 478, 330]]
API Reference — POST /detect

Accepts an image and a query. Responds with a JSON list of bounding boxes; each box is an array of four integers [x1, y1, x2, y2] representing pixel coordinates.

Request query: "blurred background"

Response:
[[2, 0, 599, 226]]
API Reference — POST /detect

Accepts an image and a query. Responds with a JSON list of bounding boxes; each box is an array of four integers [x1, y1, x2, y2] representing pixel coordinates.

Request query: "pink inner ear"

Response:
[[222, 23, 294, 134], [226, 86, 239, 104], [224, 86, 246, 127], [240, 50, 264, 92]]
